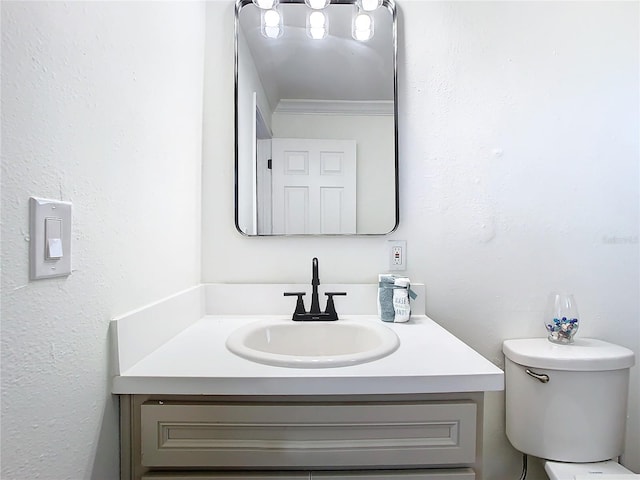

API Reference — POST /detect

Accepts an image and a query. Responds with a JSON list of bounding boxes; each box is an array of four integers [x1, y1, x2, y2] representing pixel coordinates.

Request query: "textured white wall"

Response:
[[203, 1, 639, 478], [1, 2, 205, 479], [0, 2, 637, 479]]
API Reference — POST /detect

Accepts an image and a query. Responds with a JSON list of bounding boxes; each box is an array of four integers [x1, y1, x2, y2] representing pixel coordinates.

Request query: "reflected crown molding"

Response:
[[275, 99, 394, 116]]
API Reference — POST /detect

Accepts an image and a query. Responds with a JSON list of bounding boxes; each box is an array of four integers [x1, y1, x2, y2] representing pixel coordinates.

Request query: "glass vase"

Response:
[[545, 293, 579, 344]]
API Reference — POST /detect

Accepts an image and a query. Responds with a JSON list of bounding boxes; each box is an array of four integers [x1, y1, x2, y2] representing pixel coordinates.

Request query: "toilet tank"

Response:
[[503, 338, 635, 463]]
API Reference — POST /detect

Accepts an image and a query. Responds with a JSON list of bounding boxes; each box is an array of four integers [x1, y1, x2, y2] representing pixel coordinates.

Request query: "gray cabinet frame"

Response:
[[120, 393, 485, 480]]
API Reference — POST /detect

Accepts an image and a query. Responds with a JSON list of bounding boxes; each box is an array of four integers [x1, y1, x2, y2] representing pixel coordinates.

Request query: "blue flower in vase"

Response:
[[545, 294, 580, 343]]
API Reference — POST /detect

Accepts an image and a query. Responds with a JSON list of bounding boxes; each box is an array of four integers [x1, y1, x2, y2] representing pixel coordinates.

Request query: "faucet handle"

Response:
[[324, 292, 347, 320], [284, 292, 307, 318]]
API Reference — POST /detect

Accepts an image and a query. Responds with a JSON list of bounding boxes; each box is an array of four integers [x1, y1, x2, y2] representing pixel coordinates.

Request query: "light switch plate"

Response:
[[29, 197, 72, 280]]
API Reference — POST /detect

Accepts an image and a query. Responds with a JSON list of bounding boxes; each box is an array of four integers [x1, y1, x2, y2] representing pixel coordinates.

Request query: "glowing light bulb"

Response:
[[263, 9, 280, 27], [309, 27, 326, 39], [309, 11, 326, 28], [261, 8, 282, 38], [354, 12, 371, 30], [354, 28, 372, 41], [306, 10, 328, 39], [353, 12, 373, 41], [264, 25, 282, 38], [253, 0, 276, 9]]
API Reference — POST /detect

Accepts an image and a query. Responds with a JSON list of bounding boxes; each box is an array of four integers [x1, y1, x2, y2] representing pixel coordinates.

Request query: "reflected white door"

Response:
[[271, 138, 356, 235], [256, 139, 272, 235]]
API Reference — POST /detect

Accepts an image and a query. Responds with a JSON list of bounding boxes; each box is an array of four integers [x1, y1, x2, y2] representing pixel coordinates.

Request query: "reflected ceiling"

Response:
[[238, 3, 394, 110]]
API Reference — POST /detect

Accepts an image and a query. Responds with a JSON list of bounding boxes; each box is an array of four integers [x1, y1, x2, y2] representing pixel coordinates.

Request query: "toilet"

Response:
[[503, 337, 638, 479]]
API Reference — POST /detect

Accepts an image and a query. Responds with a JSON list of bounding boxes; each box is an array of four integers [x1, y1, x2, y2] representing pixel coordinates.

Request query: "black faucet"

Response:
[[284, 257, 346, 321], [310, 257, 321, 314]]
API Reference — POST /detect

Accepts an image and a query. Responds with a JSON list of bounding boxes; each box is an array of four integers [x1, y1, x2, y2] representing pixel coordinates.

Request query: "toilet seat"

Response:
[[545, 460, 637, 480]]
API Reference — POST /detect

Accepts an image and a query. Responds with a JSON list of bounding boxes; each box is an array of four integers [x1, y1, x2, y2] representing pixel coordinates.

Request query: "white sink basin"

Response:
[[226, 319, 400, 368]]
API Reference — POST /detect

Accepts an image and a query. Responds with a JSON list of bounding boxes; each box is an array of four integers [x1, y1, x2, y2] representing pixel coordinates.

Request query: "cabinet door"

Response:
[[312, 469, 475, 479], [140, 401, 477, 468]]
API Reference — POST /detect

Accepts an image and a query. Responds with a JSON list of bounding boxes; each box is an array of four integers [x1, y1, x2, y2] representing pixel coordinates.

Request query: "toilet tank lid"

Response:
[[503, 338, 635, 371]]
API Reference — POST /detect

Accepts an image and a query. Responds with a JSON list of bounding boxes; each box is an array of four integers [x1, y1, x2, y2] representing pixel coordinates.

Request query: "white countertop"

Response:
[[112, 314, 504, 395]]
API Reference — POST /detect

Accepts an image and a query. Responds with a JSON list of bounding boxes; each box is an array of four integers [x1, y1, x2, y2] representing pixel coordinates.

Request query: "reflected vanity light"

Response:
[[253, 0, 278, 9], [352, 11, 374, 41], [307, 11, 328, 39], [256, 0, 381, 41], [261, 8, 283, 38]]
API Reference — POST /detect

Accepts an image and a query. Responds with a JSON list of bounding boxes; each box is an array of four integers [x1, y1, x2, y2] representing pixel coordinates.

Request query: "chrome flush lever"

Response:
[[525, 369, 550, 383]]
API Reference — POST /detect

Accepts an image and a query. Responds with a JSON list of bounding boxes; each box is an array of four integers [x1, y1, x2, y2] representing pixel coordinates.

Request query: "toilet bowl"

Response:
[[503, 338, 636, 480], [545, 459, 638, 479]]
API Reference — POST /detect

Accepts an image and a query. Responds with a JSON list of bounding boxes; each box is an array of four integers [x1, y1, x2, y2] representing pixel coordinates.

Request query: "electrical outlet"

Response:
[[388, 240, 406, 271]]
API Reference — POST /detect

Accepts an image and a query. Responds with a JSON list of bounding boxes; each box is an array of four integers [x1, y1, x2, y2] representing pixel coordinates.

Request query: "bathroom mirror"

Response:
[[235, 0, 398, 235]]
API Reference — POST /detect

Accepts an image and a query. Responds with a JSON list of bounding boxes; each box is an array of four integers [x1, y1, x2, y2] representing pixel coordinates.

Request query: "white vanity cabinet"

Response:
[[112, 291, 504, 480], [120, 393, 484, 480]]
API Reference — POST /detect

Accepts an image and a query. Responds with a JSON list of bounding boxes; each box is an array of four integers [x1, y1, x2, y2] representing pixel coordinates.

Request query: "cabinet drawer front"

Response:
[[140, 469, 474, 480], [142, 474, 309, 480], [141, 402, 476, 468], [313, 469, 475, 479]]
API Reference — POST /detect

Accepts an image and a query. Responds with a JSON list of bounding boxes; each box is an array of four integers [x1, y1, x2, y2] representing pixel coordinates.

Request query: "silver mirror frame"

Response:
[[234, 0, 399, 236]]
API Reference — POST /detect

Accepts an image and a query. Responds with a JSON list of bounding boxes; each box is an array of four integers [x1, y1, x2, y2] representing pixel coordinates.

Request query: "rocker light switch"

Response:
[[47, 238, 63, 259], [45, 218, 63, 259], [29, 197, 72, 280]]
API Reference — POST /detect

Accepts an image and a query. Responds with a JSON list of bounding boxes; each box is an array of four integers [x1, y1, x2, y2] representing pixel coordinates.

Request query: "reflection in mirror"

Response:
[[235, 0, 397, 235]]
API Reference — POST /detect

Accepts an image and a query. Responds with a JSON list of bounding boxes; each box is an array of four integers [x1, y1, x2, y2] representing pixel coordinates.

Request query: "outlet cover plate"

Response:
[[388, 239, 406, 271]]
